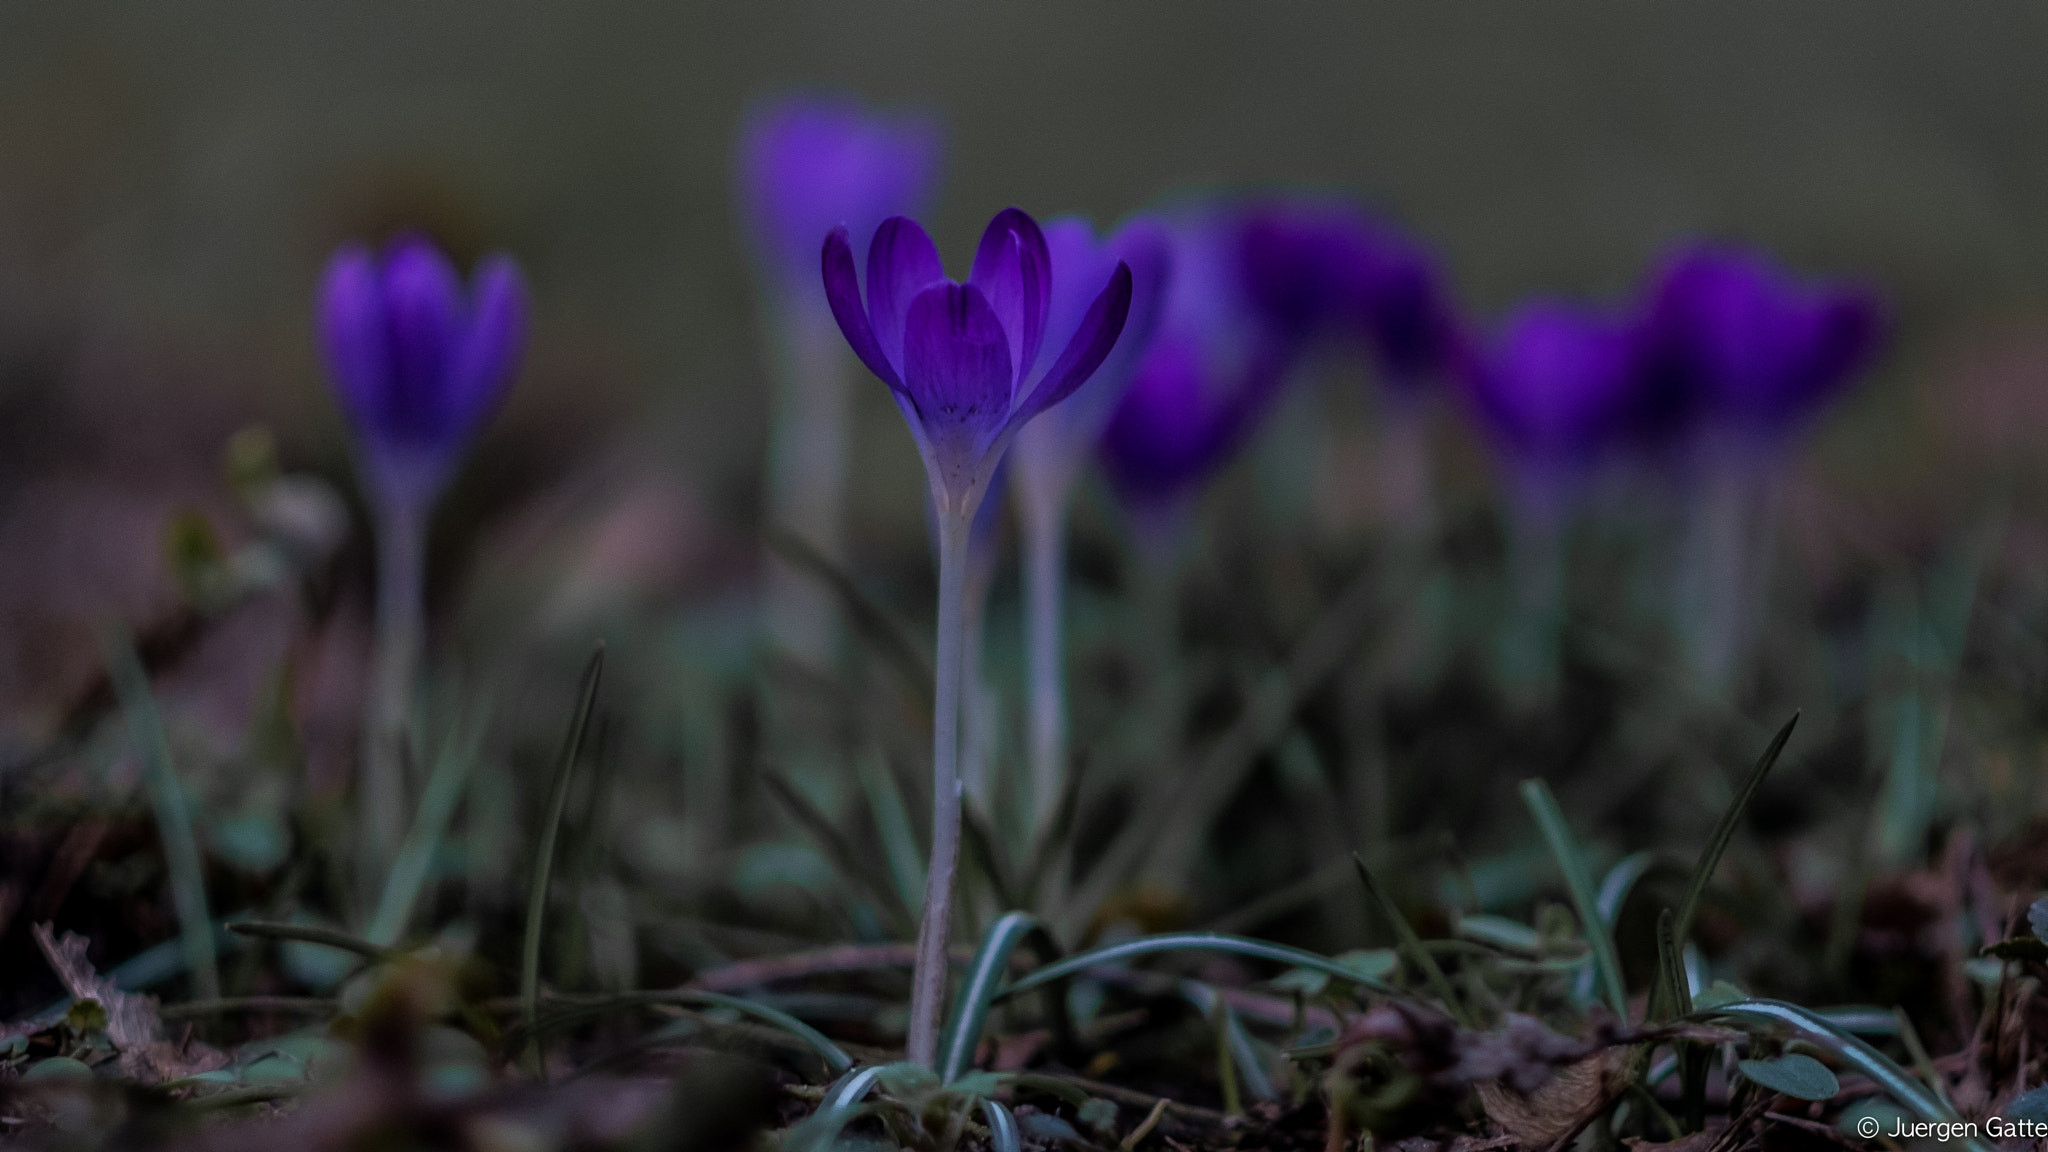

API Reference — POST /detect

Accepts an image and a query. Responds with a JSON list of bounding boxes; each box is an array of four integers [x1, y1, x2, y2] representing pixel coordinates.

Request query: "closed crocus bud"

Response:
[[1237, 196, 1463, 389], [1643, 244, 1884, 444], [740, 93, 940, 306], [1462, 299, 1645, 507], [318, 234, 529, 509], [1099, 212, 1294, 531]]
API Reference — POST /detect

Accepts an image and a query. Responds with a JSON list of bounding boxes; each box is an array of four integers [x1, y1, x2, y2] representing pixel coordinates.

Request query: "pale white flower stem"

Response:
[[906, 502, 971, 1069]]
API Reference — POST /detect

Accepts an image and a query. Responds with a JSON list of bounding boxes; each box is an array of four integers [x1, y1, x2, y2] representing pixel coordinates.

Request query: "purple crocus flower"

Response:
[[1098, 213, 1294, 526], [1644, 244, 1884, 441], [1236, 196, 1463, 388], [316, 232, 527, 892], [1461, 299, 1644, 504], [822, 207, 1135, 518], [318, 234, 530, 507], [739, 93, 941, 304], [1011, 215, 1174, 514]]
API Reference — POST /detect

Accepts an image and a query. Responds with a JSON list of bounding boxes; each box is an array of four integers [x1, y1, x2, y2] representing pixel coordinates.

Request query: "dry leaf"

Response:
[[1476, 1048, 1631, 1148], [32, 922, 224, 1081]]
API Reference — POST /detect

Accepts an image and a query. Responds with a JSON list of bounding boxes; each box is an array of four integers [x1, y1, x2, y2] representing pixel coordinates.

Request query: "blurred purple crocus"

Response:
[[739, 93, 941, 304], [317, 233, 529, 893], [320, 235, 529, 506], [738, 93, 942, 664], [1237, 196, 1462, 389], [1099, 214, 1296, 544], [1009, 215, 1171, 820], [1643, 244, 1886, 690], [1644, 243, 1884, 445], [1461, 299, 1644, 512], [821, 205, 1132, 1070]]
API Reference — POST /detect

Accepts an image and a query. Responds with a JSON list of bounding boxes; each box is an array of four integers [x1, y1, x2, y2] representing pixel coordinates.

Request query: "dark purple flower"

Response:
[[1011, 214, 1174, 508], [1099, 213, 1294, 517], [1461, 299, 1644, 480], [318, 234, 529, 503], [739, 93, 941, 300], [823, 208, 1133, 515], [1237, 196, 1463, 386], [1645, 244, 1884, 436]]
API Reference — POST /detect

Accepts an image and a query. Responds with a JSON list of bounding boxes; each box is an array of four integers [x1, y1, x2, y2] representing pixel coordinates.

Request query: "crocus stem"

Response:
[[762, 305, 853, 665], [1020, 493, 1068, 832], [907, 503, 971, 1069], [361, 493, 427, 904]]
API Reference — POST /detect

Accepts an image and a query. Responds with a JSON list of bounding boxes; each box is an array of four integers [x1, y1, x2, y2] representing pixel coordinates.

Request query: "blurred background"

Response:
[[5, 0, 2048, 1037]]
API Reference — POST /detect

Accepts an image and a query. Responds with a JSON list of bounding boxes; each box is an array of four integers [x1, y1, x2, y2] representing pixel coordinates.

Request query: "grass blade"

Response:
[[1673, 712, 1797, 947], [939, 911, 1044, 1083], [1181, 981, 1277, 1104], [762, 764, 916, 934], [767, 527, 933, 701], [997, 931, 1396, 999], [366, 701, 491, 946], [100, 626, 219, 1001], [1520, 779, 1627, 1020], [504, 988, 852, 1074], [226, 920, 394, 962], [1700, 999, 1989, 1152], [520, 642, 605, 1073], [980, 1099, 1022, 1152], [858, 752, 926, 913], [1353, 854, 1469, 1025]]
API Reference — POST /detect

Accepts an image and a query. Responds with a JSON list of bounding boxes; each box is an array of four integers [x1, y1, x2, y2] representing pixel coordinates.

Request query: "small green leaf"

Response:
[[24, 1056, 94, 1081], [64, 999, 108, 1033], [1690, 980, 1748, 1011], [1078, 1097, 1118, 1137], [1738, 1054, 1839, 1101]]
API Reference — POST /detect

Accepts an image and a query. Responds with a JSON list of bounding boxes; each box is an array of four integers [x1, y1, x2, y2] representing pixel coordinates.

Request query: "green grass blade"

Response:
[[1700, 999, 1989, 1152], [1596, 851, 1656, 926], [767, 527, 933, 701], [1520, 779, 1627, 1020], [366, 702, 491, 946], [226, 920, 395, 962], [1181, 981, 1277, 1104], [520, 642, 605, 1073], [1651, 908, 1690, 1022], [101, 627, 220, 1002], [997, 931, 1395, 1000], [1352, 854, 1469, 1025], [940, 911, 1042, 1083], [1673, 712, 1797, 947], [858, 752, 926, 913], [981, 1099, 1021, 1152], [505, 988, 853, 1074], [762, 764, 917, 933]]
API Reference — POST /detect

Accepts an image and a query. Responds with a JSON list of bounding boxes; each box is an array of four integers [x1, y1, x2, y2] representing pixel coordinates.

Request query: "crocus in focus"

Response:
[[1008, 215, 1171, 826], [738, 93, 941, 663], [318, 234, 529, 888], [822, 207, 1132, 1067], [1643, 244, 1886, 688]]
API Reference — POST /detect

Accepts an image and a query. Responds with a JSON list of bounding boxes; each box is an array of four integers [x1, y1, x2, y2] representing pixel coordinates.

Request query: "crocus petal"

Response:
[[379, 236, 467, 444], [901, 282, 1014, 493], [968, 207, 1051, 386], [317, 244, 391, 434], [447, 254, 530, 436], [1008, 262, 1132, 429], [822, 225, 905, 392], [866, 216, 946, 372]]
